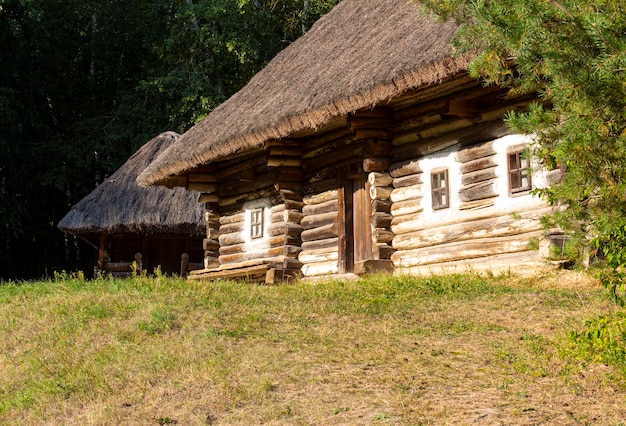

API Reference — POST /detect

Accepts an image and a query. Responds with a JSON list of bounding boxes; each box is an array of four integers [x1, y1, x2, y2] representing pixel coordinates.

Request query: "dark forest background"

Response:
[[0, 0, 337, 280]]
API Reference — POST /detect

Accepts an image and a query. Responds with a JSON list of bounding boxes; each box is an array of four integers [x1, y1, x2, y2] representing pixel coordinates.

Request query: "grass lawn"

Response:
[[1, 270, 624, 425]]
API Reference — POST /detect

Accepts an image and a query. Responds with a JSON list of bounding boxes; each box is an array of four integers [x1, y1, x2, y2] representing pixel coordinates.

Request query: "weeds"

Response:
[[0, 272, 624, 424]]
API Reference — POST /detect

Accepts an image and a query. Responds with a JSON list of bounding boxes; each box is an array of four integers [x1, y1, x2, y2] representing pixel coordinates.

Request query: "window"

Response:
[[431, 169, 449, 210], [508, 149, 532, 194], [250, 208, 264, 239]]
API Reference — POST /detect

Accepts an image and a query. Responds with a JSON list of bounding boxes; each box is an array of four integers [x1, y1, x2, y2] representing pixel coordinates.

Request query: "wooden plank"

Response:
[[300, 223, 339, 242]]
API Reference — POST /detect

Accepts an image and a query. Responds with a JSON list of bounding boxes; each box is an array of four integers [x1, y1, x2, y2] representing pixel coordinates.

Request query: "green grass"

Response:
[[0, 271, 624, 425]]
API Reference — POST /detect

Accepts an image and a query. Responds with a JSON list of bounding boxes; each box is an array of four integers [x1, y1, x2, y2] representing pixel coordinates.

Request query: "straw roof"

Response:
[[58, 132, 205, 238], [138, 0, 470, 187]]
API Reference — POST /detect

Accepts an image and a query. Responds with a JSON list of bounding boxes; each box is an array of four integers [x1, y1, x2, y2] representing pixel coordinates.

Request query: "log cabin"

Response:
[[58, 132, 205, 277], [137, 0, 561, 283]]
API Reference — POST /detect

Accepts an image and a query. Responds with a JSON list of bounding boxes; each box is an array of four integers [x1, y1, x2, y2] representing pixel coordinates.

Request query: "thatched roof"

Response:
[[58, 132, 205, 238], [138, 0, 469, 187]]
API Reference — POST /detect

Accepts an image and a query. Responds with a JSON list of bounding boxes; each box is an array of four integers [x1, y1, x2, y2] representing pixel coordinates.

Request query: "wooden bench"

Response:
[[95, 253, 142, 278]]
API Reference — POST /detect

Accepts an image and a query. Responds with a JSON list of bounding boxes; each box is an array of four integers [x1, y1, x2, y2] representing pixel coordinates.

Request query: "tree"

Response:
[[420, 0, 626, 300], [0, 0, 337, 279]]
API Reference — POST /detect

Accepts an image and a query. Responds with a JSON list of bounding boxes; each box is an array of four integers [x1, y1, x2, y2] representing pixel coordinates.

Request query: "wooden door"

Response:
[[338, 174, 372, 273]]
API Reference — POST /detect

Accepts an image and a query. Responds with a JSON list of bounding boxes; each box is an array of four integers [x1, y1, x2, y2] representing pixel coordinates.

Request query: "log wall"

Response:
[[299, 188, 339, 276], [389, 136, 552, 273]]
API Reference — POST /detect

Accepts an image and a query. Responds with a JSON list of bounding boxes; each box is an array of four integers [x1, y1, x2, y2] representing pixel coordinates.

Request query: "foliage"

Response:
[[0, 0, 336, 279], [420, 0, 626, 300], [568, 311, 626, 376]]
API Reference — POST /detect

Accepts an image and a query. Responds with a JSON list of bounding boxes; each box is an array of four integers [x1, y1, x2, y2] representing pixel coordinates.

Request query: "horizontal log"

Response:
[[198, 193, 219, 204], [348, 115, 393, 130], [390, 212, 423, 234], [460, 198, 496, 211], [303, 189, 338, 206], [392, 212, 544, 251], [275, 167, 303, 182], [372, 212, 393, 229], [368, 172, 393, 187], [220, 221, 244, 235], [299, 247, 339, 263], [392, 120, 509, 161], [419, 118, 474, 140], [203, 238, 219, 251], [459, 156, 497, 174], [455, 140, 496, 163], [393, 203, 552, 237], [374, 229, 394, 244], [279, 188, 303, 201], [391, 231, 544, 267], [376, 244, 396, 260], [390, 184, 422, 203], [268, 146, 302, 157], [301, 260, 339, 277], [354, 129, 394, 141], [389, 159, 422, 178], [188, 173, 218, 183], [219, 243, 245, 255], [392, 173, 422, 189], [206, 228, 220, 240], [220, 212, 245, 225], [267, 157, 302, 168], [270, 203, 286, 213], [372, 199, 392, 213], [396, 251, 544, 276], [363, 156, 391, 173], [219, 188, 277, 207], [274, 181, 303, 191], [302, 199, 338, 216], [461, 166, 497, 186], [268, 235, 302, 248], [301, 211, 338, 231], [390, 198, 424, 217], [301, 222, 338, 242], [283, 209, 304, 224], [363, 139, 393, 156], [303, 178, 337, 195], [268, 245, 302, 258], [217, 170, 273, 196], [285, 200, 305, 211], [370, 185, 392, 201], [267, 222, 303, 238], [301, 237, 338, 252], [188, 182, 217, 192], [302, 143, 362, 172], [459, 181, 497, 202], [218, 231, 245, 247]]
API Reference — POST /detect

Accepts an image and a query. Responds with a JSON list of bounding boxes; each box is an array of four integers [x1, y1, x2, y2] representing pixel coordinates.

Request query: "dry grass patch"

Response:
[[0, 270, 624, 425]]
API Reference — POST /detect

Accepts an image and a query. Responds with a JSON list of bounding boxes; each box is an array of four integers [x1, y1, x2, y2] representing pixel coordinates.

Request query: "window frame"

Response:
[[431, 168, 450, 210], [508, 148, 532, 195], [249, 207, 264, 239]]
